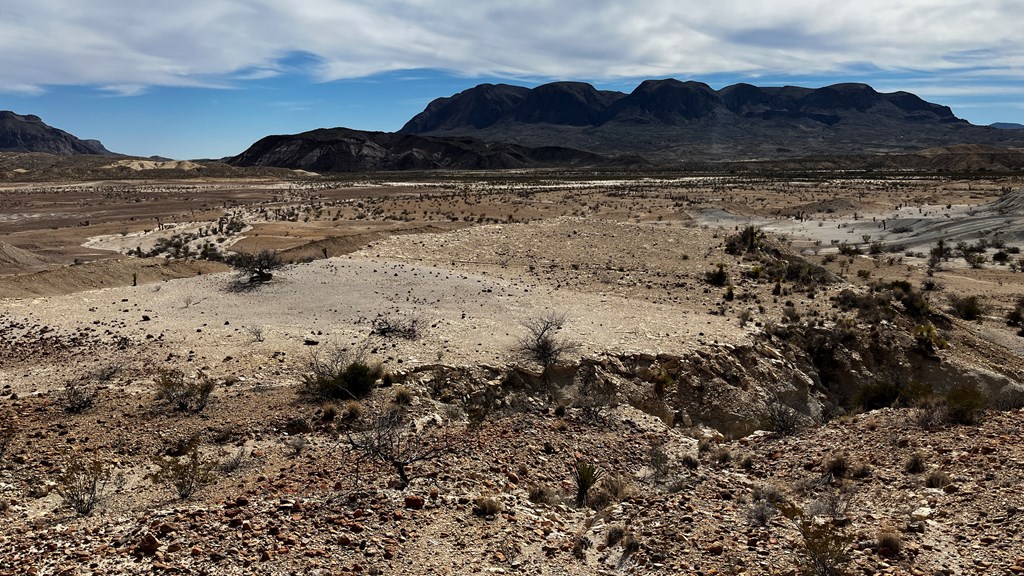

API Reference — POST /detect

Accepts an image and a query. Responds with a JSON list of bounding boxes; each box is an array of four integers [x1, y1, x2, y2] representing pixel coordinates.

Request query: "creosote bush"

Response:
[[56, 456, 120, 516], [154, 369, 216, 412], [796, 520, 853, 576], [62, 378, 96, 414], [148, 444, 217, 499], [705, 263, 729, 286]]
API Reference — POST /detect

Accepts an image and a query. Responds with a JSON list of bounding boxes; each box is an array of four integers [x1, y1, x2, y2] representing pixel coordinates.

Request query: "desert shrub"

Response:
[[925, 469, 951, 489], [796, 520, 852, 576], [748, 499, 779, 526], [647, 443, 670, 479], [56, 456, 119, 516], [714, 447, 732, 465], [837, 242, 861, 256], [963, 252, 987, 269], [472, 496, 504, 517], [725, 225, 765, 255], [343, 400, 365, 420], [606, 525, 627, 546], [62, 378, 96, 414], [825, 454, 850, 478], [904, 452, 927, 474], [569, 460, 604, 507], [154, 369, 216, 412], [227, 249, 283, 283], [217, 448, 248, 474], [944, 383, 986, 424], [321, 402, 339, 422], [1006, 296, 1024, 327], [681, 454, 699, 470], [301, 346, 381, 401], [806, 489, 853, 520], [763, 394, 804, 436], [705, 263, 729, 286], [913, 323, 947, 355], [393, 387, 414, 406], [516, 311, 580, 370], [528, 484, 557, 505], [347, 408, 448, 489], [851, 462, 872, 479], [371, 313, 422, 340], [590, 474, 632, 508], [949, 294, 987, 321], [856, 380, 902, 412], [148, 444, 217, 499], [876, 530, 902, 558]]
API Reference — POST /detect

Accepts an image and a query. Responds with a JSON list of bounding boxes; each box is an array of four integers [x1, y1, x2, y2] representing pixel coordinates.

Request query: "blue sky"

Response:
[[3, 1, 1023, 159]]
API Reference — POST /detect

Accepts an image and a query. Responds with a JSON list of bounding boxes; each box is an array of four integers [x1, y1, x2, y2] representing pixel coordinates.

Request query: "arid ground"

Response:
[[2, 170, 1024, 575]]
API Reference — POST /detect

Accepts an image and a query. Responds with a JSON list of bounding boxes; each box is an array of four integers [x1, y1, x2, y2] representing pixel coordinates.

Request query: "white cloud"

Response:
[[2, 0, 1023, 92]]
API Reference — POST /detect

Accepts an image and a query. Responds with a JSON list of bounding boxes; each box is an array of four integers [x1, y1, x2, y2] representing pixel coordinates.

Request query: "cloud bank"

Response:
[[3, 0, 1022, 92]]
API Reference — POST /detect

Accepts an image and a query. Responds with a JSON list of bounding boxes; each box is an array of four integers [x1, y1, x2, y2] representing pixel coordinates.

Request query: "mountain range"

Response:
[[5, 79, 1024, 171], [229, 80, 1024, 170], [0, 111, 112, 155]]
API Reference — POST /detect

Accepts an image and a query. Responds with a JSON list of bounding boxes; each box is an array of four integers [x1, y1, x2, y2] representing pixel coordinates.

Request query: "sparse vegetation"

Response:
[[56, 456, 119, 516], [569, 459, 604, 507], [346, 408, 448, 489], [949, 294, 987, 321], [371, 313, 423, 340], [515, 311, 580, 370], [147, 444, 217, 500], [227, 249, 283, 284], [153, 368, 216, 412], [796, 519, 852, 576], [300, 345, 382, 401]]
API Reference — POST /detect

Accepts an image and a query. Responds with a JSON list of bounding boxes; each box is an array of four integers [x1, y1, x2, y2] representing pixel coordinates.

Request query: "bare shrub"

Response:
[[371, 314, 422, 340], [528, 484, 557, 505], [748, 499, 779, 526], [346, 408, 448, 489], [516, 311, 580, 369], [763, 393, 804, 436], [647, 443, 670, 479], [154, 368, 216, 412], [148, 444, 217, 499], [62, 378, 96, 414], [56, 456, 120, 516]]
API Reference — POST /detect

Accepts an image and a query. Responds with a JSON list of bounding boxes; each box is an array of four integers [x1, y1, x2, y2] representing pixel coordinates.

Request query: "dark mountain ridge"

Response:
[[0, 111, 112, 155], [228, 127, 610, 172]]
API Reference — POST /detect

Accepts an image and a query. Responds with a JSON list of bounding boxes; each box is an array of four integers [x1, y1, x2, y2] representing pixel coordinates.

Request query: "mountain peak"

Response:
[[0, 111, 112, 155]]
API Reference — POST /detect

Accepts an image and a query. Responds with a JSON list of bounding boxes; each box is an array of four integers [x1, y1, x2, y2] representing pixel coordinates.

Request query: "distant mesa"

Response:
[[991, 122, 1024, 130], [232, 78, 1024, 171], [0, 111, 113, 155]]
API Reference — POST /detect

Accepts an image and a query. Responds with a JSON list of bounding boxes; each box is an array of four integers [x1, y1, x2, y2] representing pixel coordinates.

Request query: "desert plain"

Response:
[[1, 168, 1024, 575]]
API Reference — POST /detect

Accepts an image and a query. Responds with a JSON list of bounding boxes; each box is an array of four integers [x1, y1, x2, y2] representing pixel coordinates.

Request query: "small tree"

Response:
[[516, 312, 580, 370], [229, 249, 283, 283], [346, 409, 448, 489]]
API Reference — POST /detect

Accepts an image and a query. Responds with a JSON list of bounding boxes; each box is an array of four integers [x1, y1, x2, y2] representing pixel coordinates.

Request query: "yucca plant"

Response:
[[570, 459, 604, 507]]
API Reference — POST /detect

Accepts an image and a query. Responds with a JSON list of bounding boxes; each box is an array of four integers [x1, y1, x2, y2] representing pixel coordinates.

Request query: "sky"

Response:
[[2, 0, 1023, 159]]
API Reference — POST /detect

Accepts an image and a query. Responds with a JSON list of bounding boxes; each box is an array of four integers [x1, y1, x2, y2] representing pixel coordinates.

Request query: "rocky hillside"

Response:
[[0, 111, 112, 155], [400, 80, 1024, 161], [227, 127, 609, 172]]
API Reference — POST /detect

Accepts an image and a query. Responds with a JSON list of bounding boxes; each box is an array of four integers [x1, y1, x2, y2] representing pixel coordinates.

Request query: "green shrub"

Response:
[[705, 263, 729, 286], [301, 346, 381, 400], [944, 383, 986, 425], [949, 295, 987, 321], [796, 520, 852, 576], [569, 460, 604, 507], [725, 225, 765, 255]]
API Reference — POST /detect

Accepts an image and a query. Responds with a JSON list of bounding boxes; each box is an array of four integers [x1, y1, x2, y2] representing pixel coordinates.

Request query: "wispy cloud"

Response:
[[3, 0, 1022, 97]]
